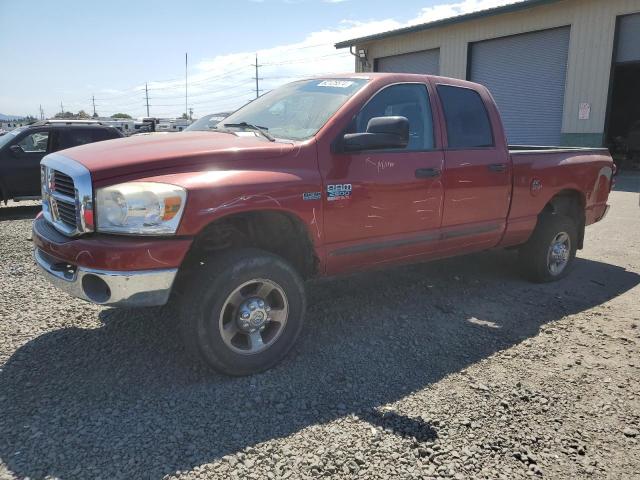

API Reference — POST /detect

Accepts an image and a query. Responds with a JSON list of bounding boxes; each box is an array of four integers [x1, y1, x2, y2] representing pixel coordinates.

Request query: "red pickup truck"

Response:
[[33, 74, 614, 375]]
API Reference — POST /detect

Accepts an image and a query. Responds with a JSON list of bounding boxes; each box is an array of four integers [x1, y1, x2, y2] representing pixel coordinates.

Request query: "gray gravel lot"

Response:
[[0, 176, 639, 480]]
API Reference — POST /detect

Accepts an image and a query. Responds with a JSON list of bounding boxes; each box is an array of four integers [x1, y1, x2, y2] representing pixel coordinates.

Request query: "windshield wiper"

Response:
[[223, 122, 275, 142]]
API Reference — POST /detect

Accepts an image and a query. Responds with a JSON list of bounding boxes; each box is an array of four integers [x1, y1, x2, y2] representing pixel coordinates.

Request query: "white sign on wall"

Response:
[[579, 102, 591, 120]]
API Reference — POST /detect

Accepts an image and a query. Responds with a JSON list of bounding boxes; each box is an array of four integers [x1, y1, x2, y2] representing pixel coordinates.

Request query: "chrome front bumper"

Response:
[[34, 248, 177, 308]]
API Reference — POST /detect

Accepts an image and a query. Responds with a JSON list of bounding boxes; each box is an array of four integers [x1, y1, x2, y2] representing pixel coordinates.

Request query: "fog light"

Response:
[[82, 274, 111, 303]]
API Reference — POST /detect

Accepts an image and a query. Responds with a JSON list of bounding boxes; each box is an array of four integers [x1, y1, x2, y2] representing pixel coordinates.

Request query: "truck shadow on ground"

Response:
[[0, 251, 638, 479]]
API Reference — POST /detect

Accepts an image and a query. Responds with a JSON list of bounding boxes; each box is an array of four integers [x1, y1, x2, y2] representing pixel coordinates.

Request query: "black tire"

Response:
[[519, 214, 578, 283], [179, 248, 306, 376]]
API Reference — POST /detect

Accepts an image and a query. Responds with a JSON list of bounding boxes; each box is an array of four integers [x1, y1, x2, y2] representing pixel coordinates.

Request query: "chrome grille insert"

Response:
[[41, 154, 94, 237], [52, 171, 75, 198]]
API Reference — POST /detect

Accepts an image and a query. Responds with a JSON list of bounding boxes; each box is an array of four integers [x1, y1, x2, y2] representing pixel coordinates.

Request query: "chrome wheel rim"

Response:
[[218, 278, 288, 355], [547, 231, 571, 276]]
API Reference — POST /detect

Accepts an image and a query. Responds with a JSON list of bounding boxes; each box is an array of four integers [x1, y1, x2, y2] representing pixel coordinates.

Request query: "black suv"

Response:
[[0, 121, 124, 203]]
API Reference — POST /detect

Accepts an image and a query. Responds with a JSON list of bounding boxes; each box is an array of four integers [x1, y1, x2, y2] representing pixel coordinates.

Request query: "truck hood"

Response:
[[59, 131, 296, 181]]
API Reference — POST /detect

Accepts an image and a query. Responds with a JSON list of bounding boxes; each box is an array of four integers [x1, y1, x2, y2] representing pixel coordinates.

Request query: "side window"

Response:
[[55, 129, 101, 151], [17, 131, 49, 153], [437, 85, 493, 149], [354, 83, 434, 151]]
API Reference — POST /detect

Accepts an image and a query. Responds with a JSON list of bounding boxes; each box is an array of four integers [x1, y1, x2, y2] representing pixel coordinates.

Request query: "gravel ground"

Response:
[[0, 176, 639, 480]]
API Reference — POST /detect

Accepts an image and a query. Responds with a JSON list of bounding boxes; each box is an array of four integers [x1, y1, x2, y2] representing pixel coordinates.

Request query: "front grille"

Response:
[[41, 154, 94, 237], [55, 198, 77, 228], [51, 169, 78, 229], [53, 171, 75, 198]]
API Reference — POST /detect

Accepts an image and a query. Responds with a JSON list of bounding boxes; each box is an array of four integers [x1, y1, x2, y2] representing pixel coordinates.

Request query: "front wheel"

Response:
[[519, 214, 577, 283], [179, 248, 306, 376]]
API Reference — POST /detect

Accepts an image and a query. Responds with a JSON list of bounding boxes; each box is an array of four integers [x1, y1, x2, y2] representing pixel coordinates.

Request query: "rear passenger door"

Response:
[[434, 83, 511, 252]]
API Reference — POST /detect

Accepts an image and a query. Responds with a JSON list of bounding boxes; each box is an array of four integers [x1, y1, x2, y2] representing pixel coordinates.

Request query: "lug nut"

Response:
[[241, 311, 250, 319], [258, 300, 265, 307], [250, 303, 257, 311]]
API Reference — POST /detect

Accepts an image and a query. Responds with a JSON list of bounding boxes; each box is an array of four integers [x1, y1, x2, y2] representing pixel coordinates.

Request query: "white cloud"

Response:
[[94, 0, 521, 117]]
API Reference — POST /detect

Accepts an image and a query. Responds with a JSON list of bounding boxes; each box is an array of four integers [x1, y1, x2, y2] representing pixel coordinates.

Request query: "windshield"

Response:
[[185, 113, 227, 132], [0, 127, 24, 150], [220, 78, 368, 141]]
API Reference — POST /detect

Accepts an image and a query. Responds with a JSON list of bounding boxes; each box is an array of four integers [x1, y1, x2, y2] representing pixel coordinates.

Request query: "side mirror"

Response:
[[9, 144, 23, 156], [341, 116, 409, 152]]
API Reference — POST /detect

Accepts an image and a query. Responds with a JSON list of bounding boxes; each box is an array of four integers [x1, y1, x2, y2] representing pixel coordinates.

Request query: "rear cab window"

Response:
[[436, 85, 493, 149]]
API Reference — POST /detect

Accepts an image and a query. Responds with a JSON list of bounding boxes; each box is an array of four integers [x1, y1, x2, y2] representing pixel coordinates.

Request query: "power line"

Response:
[[252, 53, 262, 99], [145, 83, 150, 117], [185, 52, 188, 119]]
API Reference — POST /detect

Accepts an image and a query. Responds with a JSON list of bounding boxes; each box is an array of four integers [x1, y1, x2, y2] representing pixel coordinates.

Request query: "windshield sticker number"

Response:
[[327, 184, 352, 201], [317, 80, 354, 88]]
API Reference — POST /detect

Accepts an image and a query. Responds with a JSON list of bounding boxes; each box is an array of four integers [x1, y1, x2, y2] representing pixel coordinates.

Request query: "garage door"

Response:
[[617, 13, 640, 63], [375, 49, 440, 75], [469, 27, 570, 145]]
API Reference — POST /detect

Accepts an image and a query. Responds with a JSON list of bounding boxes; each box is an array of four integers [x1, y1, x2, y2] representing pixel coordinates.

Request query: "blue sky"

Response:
[[0, 0, 515, 118]]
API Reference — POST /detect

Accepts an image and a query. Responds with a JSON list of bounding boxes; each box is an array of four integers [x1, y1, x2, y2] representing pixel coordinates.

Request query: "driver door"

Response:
[[5, 128, 51, 196], [320, 82, 445, 274]]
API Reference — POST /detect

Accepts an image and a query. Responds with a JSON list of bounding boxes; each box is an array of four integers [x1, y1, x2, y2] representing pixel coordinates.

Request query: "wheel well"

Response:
[[181, 210, 318, 280], [541, 190, 586, 249]]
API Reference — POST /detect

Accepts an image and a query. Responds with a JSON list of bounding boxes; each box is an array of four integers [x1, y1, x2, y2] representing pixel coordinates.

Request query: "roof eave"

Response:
[[334, 0, 561, 48]]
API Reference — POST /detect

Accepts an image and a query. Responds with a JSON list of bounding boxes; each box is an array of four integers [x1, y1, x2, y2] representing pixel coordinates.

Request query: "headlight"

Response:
[[96, 182, 186, 235]]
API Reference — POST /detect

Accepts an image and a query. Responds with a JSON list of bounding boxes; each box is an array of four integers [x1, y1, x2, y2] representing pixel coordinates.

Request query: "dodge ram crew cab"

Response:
[[32, 74, 614, 375]]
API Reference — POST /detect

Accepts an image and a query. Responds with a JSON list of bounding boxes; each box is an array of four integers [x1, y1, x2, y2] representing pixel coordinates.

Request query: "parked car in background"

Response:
[[0, 120, 123, 203], [33, 74, 614, 375], [184, 112, 230, 132]]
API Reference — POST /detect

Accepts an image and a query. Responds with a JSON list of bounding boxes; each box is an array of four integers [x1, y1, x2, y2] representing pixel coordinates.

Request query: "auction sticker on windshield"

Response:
[[317, 80, 354, 88]]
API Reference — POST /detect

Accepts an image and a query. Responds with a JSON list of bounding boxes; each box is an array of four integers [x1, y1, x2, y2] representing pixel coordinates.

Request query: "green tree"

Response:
[[53, 111, 76, 119], [111, 113, 132, 119], [180, 113, 188, 119], [77, 110, 90, 119]]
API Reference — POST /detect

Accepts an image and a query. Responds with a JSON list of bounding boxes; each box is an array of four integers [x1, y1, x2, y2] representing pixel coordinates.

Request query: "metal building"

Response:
[[335, 0, 640, 150]]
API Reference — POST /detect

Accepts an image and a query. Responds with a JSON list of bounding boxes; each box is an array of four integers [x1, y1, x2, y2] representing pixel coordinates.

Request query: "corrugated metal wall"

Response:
[[469, 27, 570, 145], [375, 49, 440, 75], [616, 13, 640, 62], [356, 0, 640, 143]]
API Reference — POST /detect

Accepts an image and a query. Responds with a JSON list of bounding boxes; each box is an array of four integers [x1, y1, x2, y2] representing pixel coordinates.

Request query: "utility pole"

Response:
[[39, 105, 44, 120], [185, 52, 188, 119], [60, 101, 64, 115], [189, 107, 193, 120], [252, 53, 262, 99], [91, 95, 97, 117], [145, 82, 150, 117]]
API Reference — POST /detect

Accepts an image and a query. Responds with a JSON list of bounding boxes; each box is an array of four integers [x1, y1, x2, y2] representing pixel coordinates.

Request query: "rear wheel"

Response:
[[179, 248, 306, 376], [519, 214, 577, 283]]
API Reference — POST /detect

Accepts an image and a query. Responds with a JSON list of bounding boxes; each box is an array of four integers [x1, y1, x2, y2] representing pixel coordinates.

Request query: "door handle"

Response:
[[415, 168, 441, 178], [488, 163, 507, 173]]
